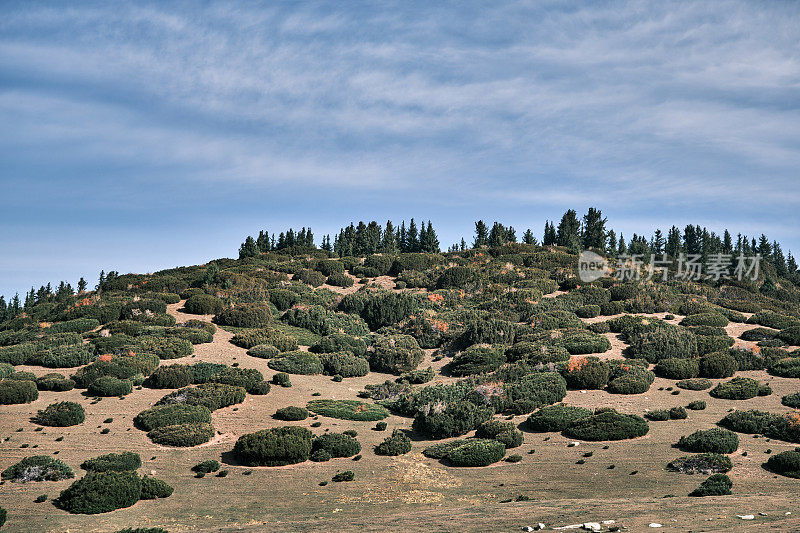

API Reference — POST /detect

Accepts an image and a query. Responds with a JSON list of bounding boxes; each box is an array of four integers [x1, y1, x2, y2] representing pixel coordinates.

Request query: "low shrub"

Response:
[[148, 421, 215, 447], [413, 400, 494, 439], [422, 440, 468, 459], [698, 352, 738, 379], [764, 449, 800, 478], [88, 376, 133, 397], [689, 473, 732, 497], [747, 311, 800, 330], [155, 383, 246, 411], [307, 399, 390, 421], [233, 426, 314, 466], [56, 470, 142, 514], [310, 334, 367, 357], [246, 344, 280, 358], [230, 328, 298, 352], [368, 334, 424, 374], [475, 419, 523, 448], [272, 372, 291, 387], [298, 269, 326, 287], [446, 439, 506, 466], [134, 403, 212, 431], [782, 392, 800, 408], [191, 460, 221, 474], [326, 272, 354, 288], [29, 343, 95, 368], [710, 377, 761, 400], [268, 351, 323, 375], [655, 358, 700, 380], [358, 292, 418, 330], [449, 344, 506, 376], [695, 334, 735, 356], [82, 452, 141, 472], [71, 353, 159, 387], [676, 428, 739, 454], [681, 313, 729, 327], [768, 357, 800, 378], [183, 319, 216, 334], [562, 356, 609, 390], [667, 453, 732, 474], [677, 378, 713, 390], [274, 406, 309, 421], [375, 430, 412, 456], [606, 366, 655, 395], [319, 351, 369, 377], [313, 433, 361, 458], [575, 304, 601, 318], [670, 406, 688, 420], [139, 476, 173, 499], [128, 336, 193, 360], [2, 455, 74, 482], [214, 305, 272, 328], [563, 409, 649, 441], [184, 294, 223, 315], [500, 371, 568, 414], [687, 400, 706, 410], [48, 318, 101, 334], [0, 379, 39, 404], [36, 401, 85, 427], [645, 409, 670, 421], [332, 470, 354, 482], [526, 404, 592, 432], [740, 327, 777, 342], [145, 365, 193, 389], [36, 373, 75, 391], [627, 327, 697, 363]]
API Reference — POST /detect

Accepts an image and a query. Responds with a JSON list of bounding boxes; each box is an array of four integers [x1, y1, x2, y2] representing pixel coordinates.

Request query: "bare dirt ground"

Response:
[[1, 302, 799, 532]]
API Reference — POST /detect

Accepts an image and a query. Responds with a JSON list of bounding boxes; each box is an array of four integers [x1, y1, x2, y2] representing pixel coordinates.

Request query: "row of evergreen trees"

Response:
[[239, 227, 315, 258], [332, 219, 439, 257]]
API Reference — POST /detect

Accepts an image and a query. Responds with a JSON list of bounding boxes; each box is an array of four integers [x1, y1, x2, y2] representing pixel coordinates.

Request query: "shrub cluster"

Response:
[[267, 351, 323, 375], [140, 476, 174, 499], [368, 334, 424, 374], [146, 365, 193, 389], [214, 305, 272, 328], [412, 400, 494, 439], [562, 409, 649, 441], [698, 352, 738, 378], [689, 474, 732, 497], [82, 452, 142, 472], [526, 404, 592, 432], [561, 356, 609, 390], [717, 410, 800, 443], [677, 378, 713, 390], [449, 344, 506, 376], [274, 406, 308, 421], [319, 351, 369, 377], [88, 376, 134, 397], [667, 453, 732, 474], [233, 426, 314, 466], [769, 357, 800, 378], [231, 328, 298, 352], [56, 471, 142, 514], [627, 328, 697, 363], [191, 460, 221, 474], [134, 403, 213, 431], [310, 333, 367, 357], [654, 358, 699, 380], [475, 419, 523, 448], [782, 392, 800, 408], [307, 399, 390, 421], [36, 401, 85, 427], [2, 455, 74, 482], [147, 422, 215, 447], [156, 382, 246, 411], [36, 373, 76, 391], [375, 430, 412, 456], [313, 433, 361, 458], [0, 379, 39, 404], [765, 449, 800, 478], [680, 313, 729, 327], [709, 377, 762, 400], [184, 294, 223, 315], [445, 439, 506, 467], [676, 428, 739, 454]]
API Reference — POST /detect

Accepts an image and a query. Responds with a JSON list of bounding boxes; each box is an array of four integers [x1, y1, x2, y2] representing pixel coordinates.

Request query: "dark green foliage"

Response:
[[676, 428, 739, 454], [319, 351, 369, 377], [698, 352, 738, 378], [56, 470, 142, 514], [184, 294, 223, 315], [156, 382, 246, 411], [562, 409, 649, 441], [214, 305, 272, 328], [310, 334, 367, 357], [398, 366, 435, 384], [654, 358, 699, 379], [315, 259, 345, 276], [145, 365, 193, 389], [677, 378, 713, 390], [687, 400, 707, 410], [313, 433, 361, 457], [375, 430, 412, 456], [575, 304, 601, 318], [248, 381, 271, 395], [558, 329, 611, 355], [183, 319, 216, 334], [247, 344, 280, 358], [718, 409, 779, 434], [764, 450, 800, 478], [272, 372, 292, 387], [436, 266, 473, 289], [627, 327, 697, 363], [0, 507, 5, 528], [0, 379, 38, 404], [88, 376, 133, 396], [669, 406, 688, 420], [274, 406, 308, 421], [500, 372, 568, 414], [680, 313, 729, 327], [36, 401, 85, 427], [457, 316, 517, 348], [562, 357, 609, 390], [310, 448, 332, 462], [269, 289, 299, 311], [645, 409, 670, 421], [777, 326, 800, 345], [307, 399, 390, 421], [29, 343, 95, 368], [134, 404, 212, 431], [505, 341, 570, 364], [231, 328, 298, 351], [128, 336, 193, 359], [233, 426, 314, 466], [36, 372, 75, 391], [782, 392, 800, 408], [740, 327, 777, 342], [326, 272, 354, 288], [140, 476, 173, 499], [147, 422, 215, 447], [268, 351, 323, 375], [710, 377, 761, 400], [47, 318, 100, 334], [445, 439, 506, 467], [375, 421, 388, 431], [667, 453, 732, 474], [358, 292, 418, 330], [475, 419, 523, 448], [526, 404, 592, 432], [412, 400, 494, 439], [769, 357, 800, 378], [298, 268, 326, 287], [449, 345, 506, 376], [82, 452, 141, 472], [695, 334, 735, 356], [422, 439, 468, 459], [189, 364, 265, 394], [747, 311, 800, 330], [368, 334, 424, 374], [332, 470, 354, 482], [689, 474, 732, 497], [120, 299, 167, 320], [606, 365, 655, 395], [2, 455, 74, 482], [0, 362, 12, 378], [191, 460, 220, 474]]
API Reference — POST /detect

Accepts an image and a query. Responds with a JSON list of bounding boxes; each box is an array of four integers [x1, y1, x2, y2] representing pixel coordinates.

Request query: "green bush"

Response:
[[698, 352, 738, 378], [497, 371, 568, 415], [56, 470, 142, 514], [298, 269, 326, 287], [88, 376, 133, 397], [747, 311, 800, 330], [332, 470, 354, 482], [667, 453, 732, 474], [214, 305, 272, 328], [0, 362, 12, 378], [231, 328, 298, 352], [191, 460, 220, 474], [446, 439, 506, 467], [189, 364, 266, 394], [375, 430, 412, 456], [768, 357, 800, 378], [676, 428, 739, 454], [247, 344, 280, 358], [782, 392, 800, 408], [120, 299, 167, 320], [368, 334, 424, 374], [398, 366, 435, 384], [156, 383, 246, 411], [36, 373, 75, 391], [681, 313, 729, 327], [310, 334, 367, 357], [272, 372, 292, 387], [526, 404, 592, 432], [740, 327, 777, 342], [764, 450, 800, 478], [358, 292, 418, 330], [562, 357, 609, 389], [82, 452, 141, 472], [326, 272, 354, 288], [645, 409, 670, 421], [436, 266, 473, 289], [575, 304, 601, 318], [2, 455, 74, 482], [310, 448, 331, 462], [558, 329, 611, 355], [140, 476, 173, 499], [274, 406, 308, 421], [315, 259, 345, 276], [268, 351, 323, 375], [677, 378, 713, 390], [449, 345, 506, 376], [313, 433, 361, 458], [148, 422, 215, 447], [145, 365, 193, 389], [0, 379, 39, 404], [412, 400, 494, 439], [606, 366, 655, 395], [319, 351, 369, 377], [167, 327, 213, 345], [710, 377, 761, 400], [687, 400, 707, 410], [233, 426, 313, 466], [114, 528, 169, 533], [695, 334, 735, 356], [29, 343, 95, 368], [670, 406, 688, 420], [475, 419, 523, 448], [128, 336, 193, 360], [689, 473, 732, 497], [654, 358, 700, 380], [422, 439, 468, 459], [718, 410, 778, 434], [777, 326, 800, 346], [48, 318, 101, 333], [72, 354, 159, 387], [562, 409, 649, 441], [307, 399, 390, 421], [183, 319, 216, 334], [184, 294, 223, 315], [134, 403, 212, 431], [505, 342, 570, 364], [627, 328, 697, 363], [36, 401, 85, 427], [457, 316, 517, 348]]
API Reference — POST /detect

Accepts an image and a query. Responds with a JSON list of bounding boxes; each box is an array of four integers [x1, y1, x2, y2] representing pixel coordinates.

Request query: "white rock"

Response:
[[535, 524, 546, 531], [601, 520, 616, 525], [737, 515, 755, 520], [521, 527, 534, 532], [649, 524, 663, 528], [582, 523, 602, 532], [758, 512, 767, 516]]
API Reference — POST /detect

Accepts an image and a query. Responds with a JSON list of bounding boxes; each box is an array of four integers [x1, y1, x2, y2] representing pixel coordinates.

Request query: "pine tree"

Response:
[[556, 210, 581, 250], [757, 234, 772, 259], [652, 229, 665, 255], [666, 226, 682, 258], [381, 221, 397, 253], [25, 288, 35, 309], [723, 230, 732, 254], [506, 226, 517, 243], [683, 225, 699, 255], [772, 241, 788, 277], [77, 277, 87, 293], [460, 238, 467, 251], [407, 219, 419, 253], [256, 230, 270, 252], [618, 234, 627, 255], [473, 220, 488, 248], [522, 229, 535, 245], [581, 208, 606, 249], [787, 252, 798, 274], [606, 229, 616, 255], [423, 221, 439, 252], [542, 221, 557, 246], [399, 221, 407, 252], [239, 236, 258, 259]]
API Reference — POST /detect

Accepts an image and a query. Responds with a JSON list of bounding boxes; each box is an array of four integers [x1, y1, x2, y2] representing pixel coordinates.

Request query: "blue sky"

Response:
[[1, 1, 799, 298]]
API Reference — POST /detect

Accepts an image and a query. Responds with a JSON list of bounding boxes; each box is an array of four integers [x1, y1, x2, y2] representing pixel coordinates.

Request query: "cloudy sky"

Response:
[[1, 1, 799, 297]]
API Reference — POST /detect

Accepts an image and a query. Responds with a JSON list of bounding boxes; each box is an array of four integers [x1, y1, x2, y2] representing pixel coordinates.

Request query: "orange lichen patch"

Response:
[[97, 354, 113, 362], [427, 293, 444, 303], [566, 356, 588, 373], [39, 322, 52, 328], [787, 412, 800, 430], [430, 319, 449, 332]]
